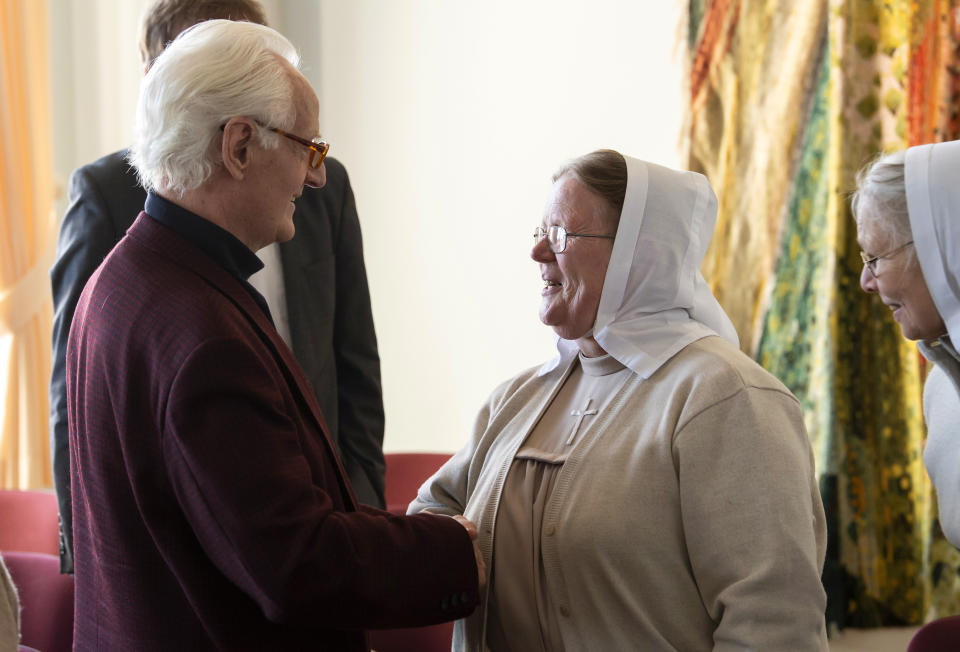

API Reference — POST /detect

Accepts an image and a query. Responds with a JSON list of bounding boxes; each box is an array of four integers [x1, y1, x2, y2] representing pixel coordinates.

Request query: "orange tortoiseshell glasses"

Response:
[[269, 127, 329, 169]]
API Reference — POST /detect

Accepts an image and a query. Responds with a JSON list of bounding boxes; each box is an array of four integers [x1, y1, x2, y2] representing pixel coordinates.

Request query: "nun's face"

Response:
[[532, 174, 616, 350], [857, 217, 945, 341]]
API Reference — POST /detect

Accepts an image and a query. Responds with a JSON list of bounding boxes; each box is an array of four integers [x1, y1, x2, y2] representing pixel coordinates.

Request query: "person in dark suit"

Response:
[[66, 19, 482, 650], [49, 0, 385, 575]]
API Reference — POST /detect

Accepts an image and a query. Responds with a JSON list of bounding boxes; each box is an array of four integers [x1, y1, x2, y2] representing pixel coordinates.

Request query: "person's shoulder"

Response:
[[323, 155, 348, 184], [485, 359, 563, 411], [663, 336, 796, 401], [72, 148, 137, 183]]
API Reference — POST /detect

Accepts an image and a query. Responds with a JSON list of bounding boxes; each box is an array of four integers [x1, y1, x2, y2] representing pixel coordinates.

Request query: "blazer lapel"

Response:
[[129, 213, 358, 509]]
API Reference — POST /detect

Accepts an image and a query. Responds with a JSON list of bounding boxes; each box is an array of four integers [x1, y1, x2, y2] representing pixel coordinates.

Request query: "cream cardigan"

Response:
[[411, 336, 828, 651]]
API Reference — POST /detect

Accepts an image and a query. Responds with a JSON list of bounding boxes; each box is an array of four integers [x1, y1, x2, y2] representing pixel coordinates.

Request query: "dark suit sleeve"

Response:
[[49, 165, 126, 573], [163, 337, 478, 628], [329, 169, 387, 508]]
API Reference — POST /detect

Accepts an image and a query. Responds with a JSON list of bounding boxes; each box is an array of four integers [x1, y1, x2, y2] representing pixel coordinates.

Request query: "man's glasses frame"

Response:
[[533, 224, 615, 253], [220, 120, 330, 169], [859, 240, 914, 278], [270, 127, 329, 169]]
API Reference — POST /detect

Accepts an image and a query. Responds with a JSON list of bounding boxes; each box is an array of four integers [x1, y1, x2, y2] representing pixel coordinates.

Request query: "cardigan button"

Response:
[[559, 605, 571, 618], [544, 524, 556, 536]]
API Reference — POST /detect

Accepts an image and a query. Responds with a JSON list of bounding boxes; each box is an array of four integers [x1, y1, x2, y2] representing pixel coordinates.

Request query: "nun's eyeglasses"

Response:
[[860, 240, 914, 278], [533, 225, 615, 253]]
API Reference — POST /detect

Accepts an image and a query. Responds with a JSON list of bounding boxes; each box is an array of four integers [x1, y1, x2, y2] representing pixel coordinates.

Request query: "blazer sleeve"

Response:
[[162, 336, 479, 628], [49, 164, 125, 573], [329, 167, 387, 508]]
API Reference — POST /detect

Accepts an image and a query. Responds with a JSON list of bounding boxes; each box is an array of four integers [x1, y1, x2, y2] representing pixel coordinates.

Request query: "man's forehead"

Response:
[[292, 75, 321, 134]]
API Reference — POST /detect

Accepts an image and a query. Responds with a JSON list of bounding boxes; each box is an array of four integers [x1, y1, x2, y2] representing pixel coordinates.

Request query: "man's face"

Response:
[[244, 72, 325, 250]]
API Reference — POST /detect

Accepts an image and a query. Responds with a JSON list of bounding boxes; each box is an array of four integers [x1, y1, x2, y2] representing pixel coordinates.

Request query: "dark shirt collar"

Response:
[[144, 191, 274, 323], [145, 191, 263, 280]]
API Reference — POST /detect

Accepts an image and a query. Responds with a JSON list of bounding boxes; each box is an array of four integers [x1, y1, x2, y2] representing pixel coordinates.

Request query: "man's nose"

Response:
[[305, 162, 326, 189]]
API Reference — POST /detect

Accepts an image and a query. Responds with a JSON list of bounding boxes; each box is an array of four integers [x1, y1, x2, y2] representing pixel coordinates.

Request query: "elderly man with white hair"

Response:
[[66, 19, 481, 651]]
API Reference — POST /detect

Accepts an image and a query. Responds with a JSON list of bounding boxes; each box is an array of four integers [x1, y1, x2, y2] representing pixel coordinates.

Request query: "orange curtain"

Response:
[[0, 0, 55, 489]]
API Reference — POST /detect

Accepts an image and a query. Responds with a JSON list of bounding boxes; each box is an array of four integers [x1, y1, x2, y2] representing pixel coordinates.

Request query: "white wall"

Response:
[[295, 1, 687, 453], [50, 1, 686, 454], [50, 0, 152, 206]]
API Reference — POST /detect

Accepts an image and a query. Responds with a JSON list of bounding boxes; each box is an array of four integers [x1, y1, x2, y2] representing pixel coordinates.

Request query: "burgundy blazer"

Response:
[[66, 214, 477, 651]]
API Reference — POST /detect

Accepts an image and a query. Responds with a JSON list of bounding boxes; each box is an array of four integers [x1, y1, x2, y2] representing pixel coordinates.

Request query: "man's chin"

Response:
[[276, 222, 296, 243]]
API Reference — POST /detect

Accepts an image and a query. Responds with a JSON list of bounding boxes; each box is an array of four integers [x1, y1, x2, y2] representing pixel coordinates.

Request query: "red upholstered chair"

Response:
[[384, 452, 452, 516], [369, 621, 454, 652], [374, 453, 457, 652], [907, 615, 960, 651], [0, 490, 60, 555], [2, 551, 74, 652]]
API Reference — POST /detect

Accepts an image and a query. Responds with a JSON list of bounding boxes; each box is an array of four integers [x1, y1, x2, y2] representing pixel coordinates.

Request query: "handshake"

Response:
[[452, 515, 487, 592]]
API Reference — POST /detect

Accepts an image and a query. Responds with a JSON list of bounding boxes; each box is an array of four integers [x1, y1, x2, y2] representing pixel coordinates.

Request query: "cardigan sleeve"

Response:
[[407, 398, 496, 517], [674, 385, 828, 651]]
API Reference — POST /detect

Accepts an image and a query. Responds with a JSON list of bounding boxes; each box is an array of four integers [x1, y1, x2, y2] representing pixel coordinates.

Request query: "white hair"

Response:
[[130, 19, 302, 195], [851, 150, 914, 248]]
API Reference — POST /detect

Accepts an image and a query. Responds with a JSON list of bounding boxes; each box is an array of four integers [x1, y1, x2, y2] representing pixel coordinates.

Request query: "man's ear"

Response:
[[221, 118, 255, 180]]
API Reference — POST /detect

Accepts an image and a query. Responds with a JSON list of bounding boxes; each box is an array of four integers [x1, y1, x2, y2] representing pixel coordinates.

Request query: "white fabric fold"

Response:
[[540, 156, 738, 378], [905, 141, 960, 346]]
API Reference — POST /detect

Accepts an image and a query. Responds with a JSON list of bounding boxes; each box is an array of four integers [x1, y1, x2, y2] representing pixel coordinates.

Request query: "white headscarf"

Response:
[[541, 155, 739, 378], [905, 140, 960, 345]]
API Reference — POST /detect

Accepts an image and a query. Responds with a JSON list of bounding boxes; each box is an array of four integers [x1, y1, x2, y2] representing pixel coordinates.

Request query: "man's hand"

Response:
[[452, 515, 486, 593]]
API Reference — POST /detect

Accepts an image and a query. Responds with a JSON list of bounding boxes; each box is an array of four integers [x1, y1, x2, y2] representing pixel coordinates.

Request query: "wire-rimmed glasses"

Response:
[[533, 225, 615, 253], [860, 240, 914, 277]]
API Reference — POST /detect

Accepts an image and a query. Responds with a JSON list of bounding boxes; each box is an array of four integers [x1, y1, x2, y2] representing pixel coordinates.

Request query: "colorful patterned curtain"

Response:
[[688, 0, 960, 629]]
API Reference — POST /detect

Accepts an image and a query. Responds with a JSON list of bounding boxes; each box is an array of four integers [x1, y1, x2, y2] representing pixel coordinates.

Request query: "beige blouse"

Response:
[[486, 352, 630, 651]]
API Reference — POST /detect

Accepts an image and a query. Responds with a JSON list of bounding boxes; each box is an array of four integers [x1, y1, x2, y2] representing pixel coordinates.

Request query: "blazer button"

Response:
[[441, 597, 450, 610], [460, 591, 469, 604], [450, 593, 460, 606]]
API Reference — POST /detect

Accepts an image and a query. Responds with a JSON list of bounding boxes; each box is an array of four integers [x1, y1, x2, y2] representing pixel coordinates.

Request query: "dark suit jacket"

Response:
[[50, 150, 385, 572], [66, 214, 477, 650]]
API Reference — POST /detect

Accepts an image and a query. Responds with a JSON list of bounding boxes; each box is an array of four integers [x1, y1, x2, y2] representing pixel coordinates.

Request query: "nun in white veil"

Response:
[[854, 141, 960, 546], [853, 140, 960, 650], [411, 150, 828, 651]]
